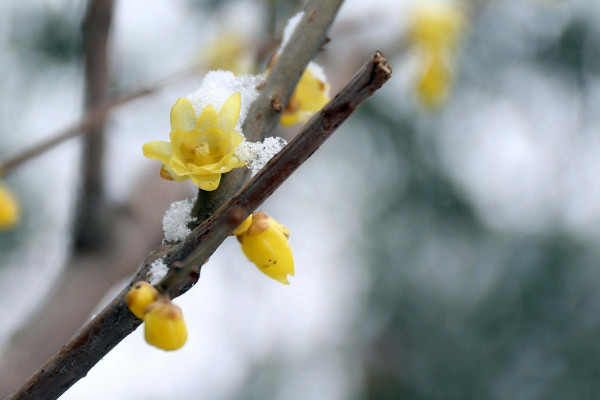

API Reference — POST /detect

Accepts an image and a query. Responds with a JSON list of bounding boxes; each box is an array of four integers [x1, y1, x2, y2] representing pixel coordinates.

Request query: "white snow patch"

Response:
[[186, 71, 264, 133], [148, 258, 169, 285], [162, 199, 194, 243], [307, 61, 328, 84], [235, 136, 287, 176], [281, 12, 304, 49]]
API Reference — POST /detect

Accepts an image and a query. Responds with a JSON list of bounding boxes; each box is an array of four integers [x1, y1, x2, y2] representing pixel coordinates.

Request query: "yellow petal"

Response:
[[161, 165, 188, 182], [217, 92, 241, 133], [142, 141, 173, 164], [195, 105, 218, 131], [170, 98, 197, 131], [280, 113, 300, 127], [0, 182, 20, 230], [190, 173, 221, 191]]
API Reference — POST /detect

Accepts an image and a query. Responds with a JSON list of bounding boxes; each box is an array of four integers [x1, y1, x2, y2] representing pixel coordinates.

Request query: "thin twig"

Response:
[[7, 51, 391, 400], [191, 0, 344, 223], [0, 69, 196, 176]]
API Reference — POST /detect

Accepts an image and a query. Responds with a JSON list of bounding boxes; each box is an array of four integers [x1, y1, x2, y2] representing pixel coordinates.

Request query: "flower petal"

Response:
[[279, 113, 300, 127], [195, 105, 218, 131], [170, 98, 197, 131], [142, 141, 173, 164], [190, 173, 222, 191], [217, 92, 241, 133]]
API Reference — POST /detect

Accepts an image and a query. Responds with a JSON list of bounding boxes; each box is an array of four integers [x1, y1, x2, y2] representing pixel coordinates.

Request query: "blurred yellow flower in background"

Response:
[[0, 181, 20, 230], [199, 34, 254, 75], [236, 212, 294, 284], [410, 1, 464, 108], [143, 93, 245, 191], [411, 2, 464, 51], [417, 52, 451, 108]]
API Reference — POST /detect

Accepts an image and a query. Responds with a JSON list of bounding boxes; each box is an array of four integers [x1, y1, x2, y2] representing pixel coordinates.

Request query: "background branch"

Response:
[[7, 51, 391, 400], [73, 0, 115, 251], [0, 67, 194, 176]]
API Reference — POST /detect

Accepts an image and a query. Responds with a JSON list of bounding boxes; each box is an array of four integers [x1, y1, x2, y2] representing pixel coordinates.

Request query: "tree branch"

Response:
[[7, 51, 391, 400], [191, 0, 344, 224], [0, 68, 196, 176], [73, 0, 115, 251]]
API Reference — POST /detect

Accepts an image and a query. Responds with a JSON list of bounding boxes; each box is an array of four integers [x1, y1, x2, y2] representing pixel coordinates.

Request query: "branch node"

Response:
[[271, 99, 282, 112]]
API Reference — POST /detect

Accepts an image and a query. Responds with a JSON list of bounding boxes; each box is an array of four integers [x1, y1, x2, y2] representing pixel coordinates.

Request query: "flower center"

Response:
[[195, 142, 210, 157]]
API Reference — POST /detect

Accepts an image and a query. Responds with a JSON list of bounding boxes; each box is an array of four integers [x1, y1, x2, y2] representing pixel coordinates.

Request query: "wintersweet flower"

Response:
[[236, 212, 294, 284], [280, 64, 330, 126], [126, 281, 159, 319], [144, 297, 187, 351], [411, 2, 464, 52], [200, 34, 253, 75], [410, 2, 464, 108], [0, 181, 20, 230], [143, 92, 245, 191]]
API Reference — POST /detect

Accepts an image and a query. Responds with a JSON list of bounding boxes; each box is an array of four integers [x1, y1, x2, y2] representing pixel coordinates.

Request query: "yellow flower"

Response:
[[411, 2, 464, 52], [0, 181, 20, 230], [200, 34, 253, 75], [410, 2, 464, 108], [126, 281, 159, 319], [237, 212, 294, 284], [144, 297, 187, 351], [265, 59, 329, 126], [417, 52, 451, 108], [142, 93, 245, 191]]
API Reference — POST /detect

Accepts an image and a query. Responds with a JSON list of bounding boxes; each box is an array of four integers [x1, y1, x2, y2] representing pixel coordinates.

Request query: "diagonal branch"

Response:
[[7, 51, 391, 400]]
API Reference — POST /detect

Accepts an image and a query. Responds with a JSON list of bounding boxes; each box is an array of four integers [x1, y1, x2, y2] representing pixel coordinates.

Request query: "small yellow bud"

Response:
[[126, 281, 159, 319], [232, 215, 252, 235], [237, 213, 294, 284], [0, 181, 21, 230], [144, 297, 187, 351]]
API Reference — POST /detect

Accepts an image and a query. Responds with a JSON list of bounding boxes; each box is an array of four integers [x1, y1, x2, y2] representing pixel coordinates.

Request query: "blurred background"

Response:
[[1, 0, 600, 399]]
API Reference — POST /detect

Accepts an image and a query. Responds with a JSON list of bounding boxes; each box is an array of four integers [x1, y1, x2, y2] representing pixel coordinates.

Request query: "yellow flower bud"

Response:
[[237, 213, 294, 284], [144, 297, 187, 351], [126, 281, 159, 319], [0, 181, 20, 230]]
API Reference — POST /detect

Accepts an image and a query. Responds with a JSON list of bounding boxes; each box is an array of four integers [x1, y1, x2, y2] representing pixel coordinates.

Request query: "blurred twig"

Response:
[[7, 51, 391, 400], [0, 68, 196, 176]]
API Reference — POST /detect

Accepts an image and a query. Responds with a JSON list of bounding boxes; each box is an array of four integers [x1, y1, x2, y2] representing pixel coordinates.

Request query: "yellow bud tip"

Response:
[[0, 182, 21, 230], [126, 281, 159, 319], [144, 297, 187, 351]]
